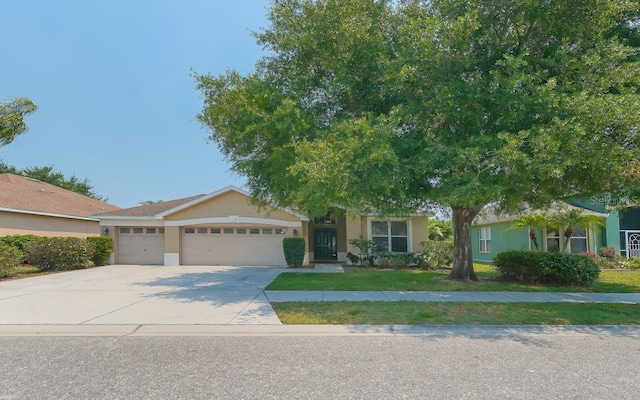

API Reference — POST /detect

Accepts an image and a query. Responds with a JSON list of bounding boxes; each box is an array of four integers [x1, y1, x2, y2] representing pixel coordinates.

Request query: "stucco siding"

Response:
[[472, 222, 530, 263], [165, 191, 300, 222], [411, 216, 429, 252], [0, 211, 100, 238]]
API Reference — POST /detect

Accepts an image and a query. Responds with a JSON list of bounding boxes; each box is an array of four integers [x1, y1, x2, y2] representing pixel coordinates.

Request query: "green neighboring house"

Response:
[[470, 201, 638, 263]]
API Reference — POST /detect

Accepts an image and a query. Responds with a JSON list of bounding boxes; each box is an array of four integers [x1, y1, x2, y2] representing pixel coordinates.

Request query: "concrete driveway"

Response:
[[0, 265, 284, 325]]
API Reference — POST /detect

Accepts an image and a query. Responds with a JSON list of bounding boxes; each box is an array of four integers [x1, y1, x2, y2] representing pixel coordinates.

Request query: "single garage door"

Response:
[[118, 227, 165, 265], [181, 226, 287, 266]]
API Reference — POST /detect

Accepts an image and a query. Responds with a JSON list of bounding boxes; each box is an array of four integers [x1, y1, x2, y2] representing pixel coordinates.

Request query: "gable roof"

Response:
[[0, 173, 120, 220], [95, 194, 207, 218], [93, 186, 309, 221]]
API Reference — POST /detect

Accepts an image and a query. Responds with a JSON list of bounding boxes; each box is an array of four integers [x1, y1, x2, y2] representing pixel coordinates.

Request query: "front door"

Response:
[[314, 228, 337, 261]]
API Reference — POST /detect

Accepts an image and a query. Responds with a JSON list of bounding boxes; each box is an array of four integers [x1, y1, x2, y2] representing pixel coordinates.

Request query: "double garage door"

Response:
[[181, 227, 287, 266], [117, 226, 288, 266]]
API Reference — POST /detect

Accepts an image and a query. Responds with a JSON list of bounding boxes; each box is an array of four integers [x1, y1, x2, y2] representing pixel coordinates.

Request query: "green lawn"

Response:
[[273, 301, 640, 325], [266, 264, 640, 293]]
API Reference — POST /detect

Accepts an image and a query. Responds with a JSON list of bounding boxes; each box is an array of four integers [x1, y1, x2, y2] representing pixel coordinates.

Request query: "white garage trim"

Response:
[[165, 216, 302, 228]]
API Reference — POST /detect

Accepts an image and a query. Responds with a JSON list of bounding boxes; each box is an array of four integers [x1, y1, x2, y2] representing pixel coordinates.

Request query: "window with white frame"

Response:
[[372, 221, 408, 252], [479, 227, 491, 253], [569, 227, 588, 254]]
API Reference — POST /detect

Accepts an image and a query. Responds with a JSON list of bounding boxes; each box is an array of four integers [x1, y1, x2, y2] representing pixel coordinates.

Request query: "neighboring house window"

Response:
[[372, 221, 408, 252], [120, 228, 130, 234], [211, 228, 221, 234], [276, 228, 287, 235], [184, 228, 195, 234], [223, 228, 234, 234], [479, 227, 491, 253], [237, 228, 247, 234], [250, 228, 260, 234], [146, 228, 156, 234], [263, 228, 273, 234], [133, 228, 143, 234], [197, 228, 208, 234], [546, 229, 560, 252], [570, 227, 588, 254]]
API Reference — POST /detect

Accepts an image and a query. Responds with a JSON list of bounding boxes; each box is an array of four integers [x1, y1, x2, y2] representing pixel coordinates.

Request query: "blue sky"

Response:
[[2, 0, 271, 208]]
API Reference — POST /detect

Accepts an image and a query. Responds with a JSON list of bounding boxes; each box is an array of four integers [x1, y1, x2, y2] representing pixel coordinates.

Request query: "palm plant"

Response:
[[550, 209, 606, 252], [503, 213, 550, 250]]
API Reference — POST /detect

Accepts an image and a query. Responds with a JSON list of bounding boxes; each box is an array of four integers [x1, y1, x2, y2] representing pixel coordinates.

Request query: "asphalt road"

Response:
[[2, 329, 639, 399]]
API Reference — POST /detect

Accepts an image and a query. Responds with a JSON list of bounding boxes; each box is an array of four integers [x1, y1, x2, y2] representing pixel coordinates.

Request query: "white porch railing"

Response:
[[621, 230, 640, 258]]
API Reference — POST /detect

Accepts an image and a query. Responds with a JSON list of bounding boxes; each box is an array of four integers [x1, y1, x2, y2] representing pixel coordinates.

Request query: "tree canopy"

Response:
[[0, 97, 37, 146], [196, 0, 640, 280], [0, 160, 107, 201]]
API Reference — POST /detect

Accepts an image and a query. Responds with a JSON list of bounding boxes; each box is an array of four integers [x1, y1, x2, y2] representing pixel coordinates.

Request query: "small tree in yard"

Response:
[[503, 213, 551, 251], [551, 209, 607, 253], [348, 238, 376, 267], [196, 0, 640, 281]]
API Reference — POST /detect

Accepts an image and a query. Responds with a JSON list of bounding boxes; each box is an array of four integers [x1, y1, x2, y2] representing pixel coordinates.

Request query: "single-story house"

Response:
[[94, 186, 429, 266], [0, 173, 120, 238], [471, 200, 640, 262]]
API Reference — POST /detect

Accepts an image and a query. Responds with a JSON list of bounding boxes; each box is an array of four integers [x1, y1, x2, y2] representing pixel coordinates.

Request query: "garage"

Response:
[[181, 226, 287, 266], [118, 227, 165, 265]]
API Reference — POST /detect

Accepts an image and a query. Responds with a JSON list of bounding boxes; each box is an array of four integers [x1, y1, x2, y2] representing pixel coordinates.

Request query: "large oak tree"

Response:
[[196, 0, 640, 280]]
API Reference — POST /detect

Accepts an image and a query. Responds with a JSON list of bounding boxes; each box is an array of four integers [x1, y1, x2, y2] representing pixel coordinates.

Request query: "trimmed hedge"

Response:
[[0, 242, 23, 277], [86, 236, 113, 266], [0, 234, 39, 263], [25, 237, 94, 271], [493, 250, 600, 286], [283, 237, 305, 267]]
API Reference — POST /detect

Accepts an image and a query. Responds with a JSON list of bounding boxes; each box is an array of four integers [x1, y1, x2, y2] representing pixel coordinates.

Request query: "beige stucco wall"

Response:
[[165, 191, 301, 223], [411, 216, 429, 252], [345, 214, 365, 254], [0, 211, 100, 238], [164, 226, 181, 253]]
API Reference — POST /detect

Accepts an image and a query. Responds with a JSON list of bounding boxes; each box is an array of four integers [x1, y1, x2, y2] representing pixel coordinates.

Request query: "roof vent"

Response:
[[38, 189, 45, 193]]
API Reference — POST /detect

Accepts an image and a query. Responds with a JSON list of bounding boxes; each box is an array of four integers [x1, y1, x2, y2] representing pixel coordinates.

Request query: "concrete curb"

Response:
[[1, 324, 639, 337]]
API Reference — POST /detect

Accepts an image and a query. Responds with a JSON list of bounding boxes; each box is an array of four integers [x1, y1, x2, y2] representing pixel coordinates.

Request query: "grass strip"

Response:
[[273, 301, 640, 325], [267, 267, 640, 293]]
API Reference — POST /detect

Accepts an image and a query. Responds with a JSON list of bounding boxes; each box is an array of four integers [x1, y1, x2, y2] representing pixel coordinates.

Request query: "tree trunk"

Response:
[[449, 205, 484, 281]]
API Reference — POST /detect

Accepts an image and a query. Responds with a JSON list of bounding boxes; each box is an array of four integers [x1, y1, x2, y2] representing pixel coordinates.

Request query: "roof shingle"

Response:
[[94, 194, 206, 217], [0, 173, 120, 218]]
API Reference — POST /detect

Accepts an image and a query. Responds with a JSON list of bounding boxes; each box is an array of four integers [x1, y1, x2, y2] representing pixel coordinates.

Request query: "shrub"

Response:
[[599, 246, 619, 259], [0, 234, 40, 263], [0, 242, 23, 277], [375, 252, 424, 268], [0, 234, 40, 252], [420, 240, 454, 269], [86, 236, 113, 266], [621, 258, 640, 270], [493, 250, 600, 286], [581, 251, 598, 260], [25, 237, 94, 271], [346, 252, 360, 265], [348, 238, 376, 266], [282, 237, 305, 267]]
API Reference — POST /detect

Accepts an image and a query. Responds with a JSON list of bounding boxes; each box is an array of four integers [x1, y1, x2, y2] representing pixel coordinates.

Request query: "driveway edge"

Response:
[[1, 324, 639, 337]]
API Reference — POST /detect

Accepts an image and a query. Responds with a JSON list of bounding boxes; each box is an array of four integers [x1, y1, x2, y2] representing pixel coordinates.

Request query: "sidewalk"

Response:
[[264, 290, 640, 304]]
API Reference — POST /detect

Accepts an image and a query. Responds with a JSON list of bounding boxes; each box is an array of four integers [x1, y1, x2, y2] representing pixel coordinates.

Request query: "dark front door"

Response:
[[314, 228, 337, 261]]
